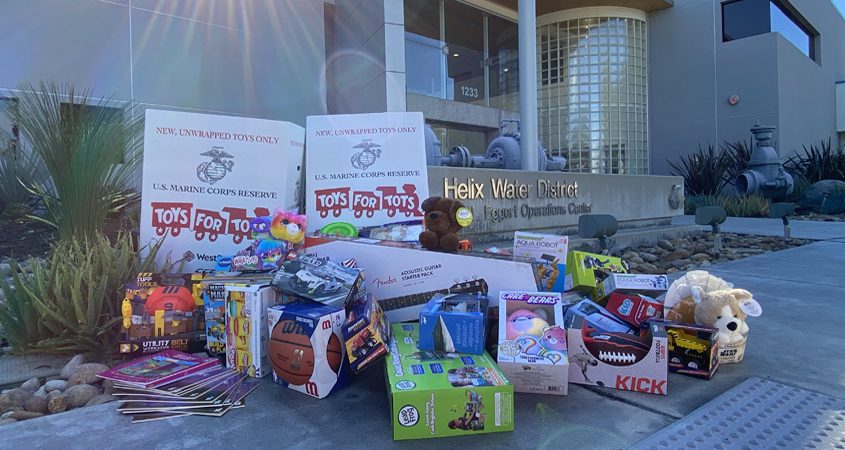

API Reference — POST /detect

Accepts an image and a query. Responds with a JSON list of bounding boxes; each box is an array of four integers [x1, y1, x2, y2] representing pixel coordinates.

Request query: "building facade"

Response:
[[1, 0, 843, 176]]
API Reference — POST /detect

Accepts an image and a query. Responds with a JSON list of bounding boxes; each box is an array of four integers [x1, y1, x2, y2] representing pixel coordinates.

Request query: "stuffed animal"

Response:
[[270, 209, 307, 245], [538, 326, 567, 352], [694, 288, 761, 345], [419, 196, 465, 252], [505, 309, 549, 340]]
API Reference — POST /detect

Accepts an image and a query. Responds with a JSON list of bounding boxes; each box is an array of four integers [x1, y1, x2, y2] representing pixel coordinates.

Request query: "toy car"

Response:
[[667, 328, 711, 370], [292, 269, 342, 295]]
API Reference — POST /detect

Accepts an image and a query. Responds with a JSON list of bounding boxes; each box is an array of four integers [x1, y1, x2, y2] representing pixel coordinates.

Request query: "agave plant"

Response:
[[668, 144, 732, 196], [722, 138, 755, 187], [0, 99, 46, 215], [10, 81, 142, 241], [785, 139, 845, 183]]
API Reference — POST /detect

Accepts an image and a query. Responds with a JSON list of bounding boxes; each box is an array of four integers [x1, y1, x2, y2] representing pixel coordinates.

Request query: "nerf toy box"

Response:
[[565, 251, 629, 298], [658, 320, 720, 380], [497, 292, 568, 395], [386, 323, 514, 440], [225, 282, 281, 377], [567, 315, 668, 395], [305, 235, 539, 323], [268, 301, 349, 399], [563, 299, 636, 334], [418, 293, 489, 355], [604, 293, 665, 329], [512, 232, 569, 292], [343, 294, 392, 374], [118, 273, 207, 357], [596, 273, 669, 302], [270, 253, 364, 308]]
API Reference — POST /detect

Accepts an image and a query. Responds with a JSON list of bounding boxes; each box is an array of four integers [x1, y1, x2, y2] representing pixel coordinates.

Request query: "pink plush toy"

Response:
[[505, 309, 549, 340], [538, 326, 567, 352]]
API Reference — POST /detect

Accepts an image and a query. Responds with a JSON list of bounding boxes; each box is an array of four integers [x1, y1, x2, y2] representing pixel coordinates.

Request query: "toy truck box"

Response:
[[655, 320, 720, 380], [305, 235, 539, 323], [118, 273, 207, 357], [343, 294, 392, 374], [386, 322, 514, 440], [268, 301, 348, 399], [603, 293, 665, 329], [596, 273, 669, 302], [225, 283, 281, 377], [563, 299, 636, 334], [512, 232, 569, 292], [270, 253, 365, 308], [418, 293, 489, 355], [565, 251, 629, 298], [497, 292, 568, 395], [567, 315, 668, 395]]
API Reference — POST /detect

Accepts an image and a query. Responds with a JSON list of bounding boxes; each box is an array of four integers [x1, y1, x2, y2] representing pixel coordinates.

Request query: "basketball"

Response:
[[269, 320, 315, 385], [327, 333, 343, 373]]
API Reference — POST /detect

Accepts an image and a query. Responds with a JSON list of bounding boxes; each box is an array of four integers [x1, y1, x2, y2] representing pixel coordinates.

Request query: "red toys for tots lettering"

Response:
[[314, 184, 422, 219], [150, 202, 270, 244]]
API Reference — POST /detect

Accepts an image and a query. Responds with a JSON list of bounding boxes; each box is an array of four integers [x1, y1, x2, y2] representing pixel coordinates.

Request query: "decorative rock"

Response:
[[638, 263, 659, 274], [666, 249, 691, 260], [23, 396, 47, 414], [691, 253, 710, 262], [85, 394, 116, 407], [622, 251, 639, 261], [60, 355, 86, 379], [19, 377, 40, 393], [33, 387, 48, 399], [69, 363, 110, 386], [671, 259, 692, 269], [47, 393, 68, 414], [6, 389, 32, 404], [0, 418, 17, 425], [0, 400, 22, 415], [629, 256, 645, 264], [0, 263, 10, 276], [102, 380, 114, 396], [657, 239, 675, 251], [1, 410, 44, 421], [639, 252, 659, 263], [65, 384, 100, 408], [44, 380, 68, 393]]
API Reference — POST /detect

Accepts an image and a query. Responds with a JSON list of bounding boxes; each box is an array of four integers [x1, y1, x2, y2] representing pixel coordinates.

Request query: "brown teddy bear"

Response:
[[419, 196, 465, 252], [694, 288, 761, 345]]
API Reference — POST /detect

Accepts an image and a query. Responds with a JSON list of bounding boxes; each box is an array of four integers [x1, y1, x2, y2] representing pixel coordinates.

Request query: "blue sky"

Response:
[[835, 0, 845, 18]]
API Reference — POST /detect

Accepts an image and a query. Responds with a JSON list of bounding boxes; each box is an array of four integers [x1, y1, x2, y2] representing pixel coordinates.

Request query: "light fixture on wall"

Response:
[[452, 53, 460, 57], [728, 94, 740, 105]]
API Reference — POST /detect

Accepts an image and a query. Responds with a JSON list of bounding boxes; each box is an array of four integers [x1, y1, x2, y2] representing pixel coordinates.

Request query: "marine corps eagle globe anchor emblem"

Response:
[[197, 146, 234, 185], [351, 139, 382, 170]]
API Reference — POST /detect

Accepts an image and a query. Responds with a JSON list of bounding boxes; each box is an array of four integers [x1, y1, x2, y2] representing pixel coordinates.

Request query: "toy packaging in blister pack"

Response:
[[118, 273, 207, 357]]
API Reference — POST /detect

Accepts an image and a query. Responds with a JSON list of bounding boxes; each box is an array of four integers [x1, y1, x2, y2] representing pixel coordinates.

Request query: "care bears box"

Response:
[[343, 293, 392, 374], [268, 301, 349, 399], [512, 232, 569, 292], [386, 322, 514, 440], [565, 251, 629, 298], [418, 293, 489, 355], [497, 292, 568, 395], [567, 315, 668, 395], [305, 235, 539, 323], [225, 282, 281, 378]]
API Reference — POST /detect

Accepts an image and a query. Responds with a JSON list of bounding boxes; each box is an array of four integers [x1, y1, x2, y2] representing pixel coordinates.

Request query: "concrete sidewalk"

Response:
[[672, 215, 845, 241], [3, 227, 844, 449]]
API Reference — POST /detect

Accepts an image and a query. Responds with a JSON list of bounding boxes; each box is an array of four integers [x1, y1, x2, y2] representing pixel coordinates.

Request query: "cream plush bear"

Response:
[[694, 288, 761, 345]]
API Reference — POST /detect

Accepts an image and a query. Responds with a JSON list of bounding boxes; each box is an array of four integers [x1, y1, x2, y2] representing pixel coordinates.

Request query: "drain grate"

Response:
[[632, 377, 845, 450]]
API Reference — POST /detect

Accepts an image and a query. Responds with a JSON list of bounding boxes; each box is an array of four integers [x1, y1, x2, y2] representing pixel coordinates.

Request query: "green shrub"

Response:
[[785, 139, 845, 183], [0, 232, 163, 355], [686, 194, 770, 217], [668, 144, 732, 196], [722, 139, 754, 186]]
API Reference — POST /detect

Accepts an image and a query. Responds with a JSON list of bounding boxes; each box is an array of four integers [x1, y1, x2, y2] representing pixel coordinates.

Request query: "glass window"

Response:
[[722, 0, 815, 59], [445, 1, 485, 105], [404, 2, 446, 99], [770, 2, 811, 57]]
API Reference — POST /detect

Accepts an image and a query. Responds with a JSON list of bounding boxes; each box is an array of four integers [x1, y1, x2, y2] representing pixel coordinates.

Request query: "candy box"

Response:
[[270, 253, 364, 308], [660, 320, 720, 380], [567, 315, 668, 395], [563, 299, 636, 334], [343, 294, 392, 374], [268, 301, 349, 399], [565, 251, 629, 298], [604, 293, 664, 329], [418, 293, 489, 355], [512, 232, 569, 292], [224, 282, 281, 377], [386, 322, 514, 440], [497, 292, 568, 395], [596, 273, 669, 302], [118, 273, 207, 357]]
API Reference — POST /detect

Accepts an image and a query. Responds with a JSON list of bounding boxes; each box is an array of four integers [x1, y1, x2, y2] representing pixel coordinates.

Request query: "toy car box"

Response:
[[418, 293, 489, 355], [603, 293, 665, 329], [563, 299, 636, 334], [497, 292, 568, 395], [657, 320, 720, 380], [512, 232, 569, 292], [596, 273, 669, 302], [305, 235, 539, 323], [268, 301, 348, 399], [567, 315, 668, 395], [118, 273, 207, 357], [270, 253, 364, 308], [565, 251, 629, 298], [225, 282, 281, 377], [343, 294, 392, 374], [386, 322, 514, 440]]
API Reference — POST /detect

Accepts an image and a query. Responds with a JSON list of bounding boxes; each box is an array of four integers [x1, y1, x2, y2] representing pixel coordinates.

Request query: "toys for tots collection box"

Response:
[[110, 109, 763, 438]]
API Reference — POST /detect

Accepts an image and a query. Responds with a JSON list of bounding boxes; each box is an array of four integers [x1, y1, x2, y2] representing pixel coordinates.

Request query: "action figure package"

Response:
[[225, 282, 281, 377], [512, 231, 569, 292], [418, 293, 489, 355], [343, 294, 392, 374], [270, 254, 364, 308], [386, 322, 514, 440], [567, 315, 667, 395], [118, 273, 207, 357], [497, 292, 568, 395]]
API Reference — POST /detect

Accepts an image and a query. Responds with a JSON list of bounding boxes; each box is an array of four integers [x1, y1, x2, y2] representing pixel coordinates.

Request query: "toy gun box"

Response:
[[386, 322, 514, 440], [342, 294, 392, 374], [271, 253, 364, 308], [118, 273, 207, 357], [418, 294, 489, 355], [512, 231, 569, 292]]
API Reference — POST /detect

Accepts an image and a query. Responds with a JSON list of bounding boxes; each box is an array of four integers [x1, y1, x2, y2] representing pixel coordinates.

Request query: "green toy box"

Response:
[[385, 323, 514, 440], [565, 251, 629, 297]]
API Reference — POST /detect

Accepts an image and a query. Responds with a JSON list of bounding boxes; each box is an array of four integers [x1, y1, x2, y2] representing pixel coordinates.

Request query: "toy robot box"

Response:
[[268, 301, 349, 399], [497, 292, 569, 395], [566, 315, 668, 395], [118, 273, 207, 357], [270, 253, 364, 308], [386, 322, 514, 440], [565, 251, 629, 298], [224, 283, 281, 377], [343, 293, 392, 374], [596, 273, 669, 302], [418, 293, 489, 355], [657, 320, 720, 380], [512, 232, 569, 292]]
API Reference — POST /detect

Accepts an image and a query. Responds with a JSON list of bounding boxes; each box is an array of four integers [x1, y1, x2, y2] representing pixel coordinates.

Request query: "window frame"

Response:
[[721, 0, 819, 62]]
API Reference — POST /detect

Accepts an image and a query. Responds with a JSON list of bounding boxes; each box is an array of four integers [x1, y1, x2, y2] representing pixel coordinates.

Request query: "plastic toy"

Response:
[[419, 196, 466, 252], [505, 309, 549, 340], [694, 288, 761, 345]]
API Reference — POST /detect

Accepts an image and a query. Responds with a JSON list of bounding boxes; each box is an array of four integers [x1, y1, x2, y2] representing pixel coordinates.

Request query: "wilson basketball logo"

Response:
[[305, 381, 319, 397], [281, 320, 305, 335]]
